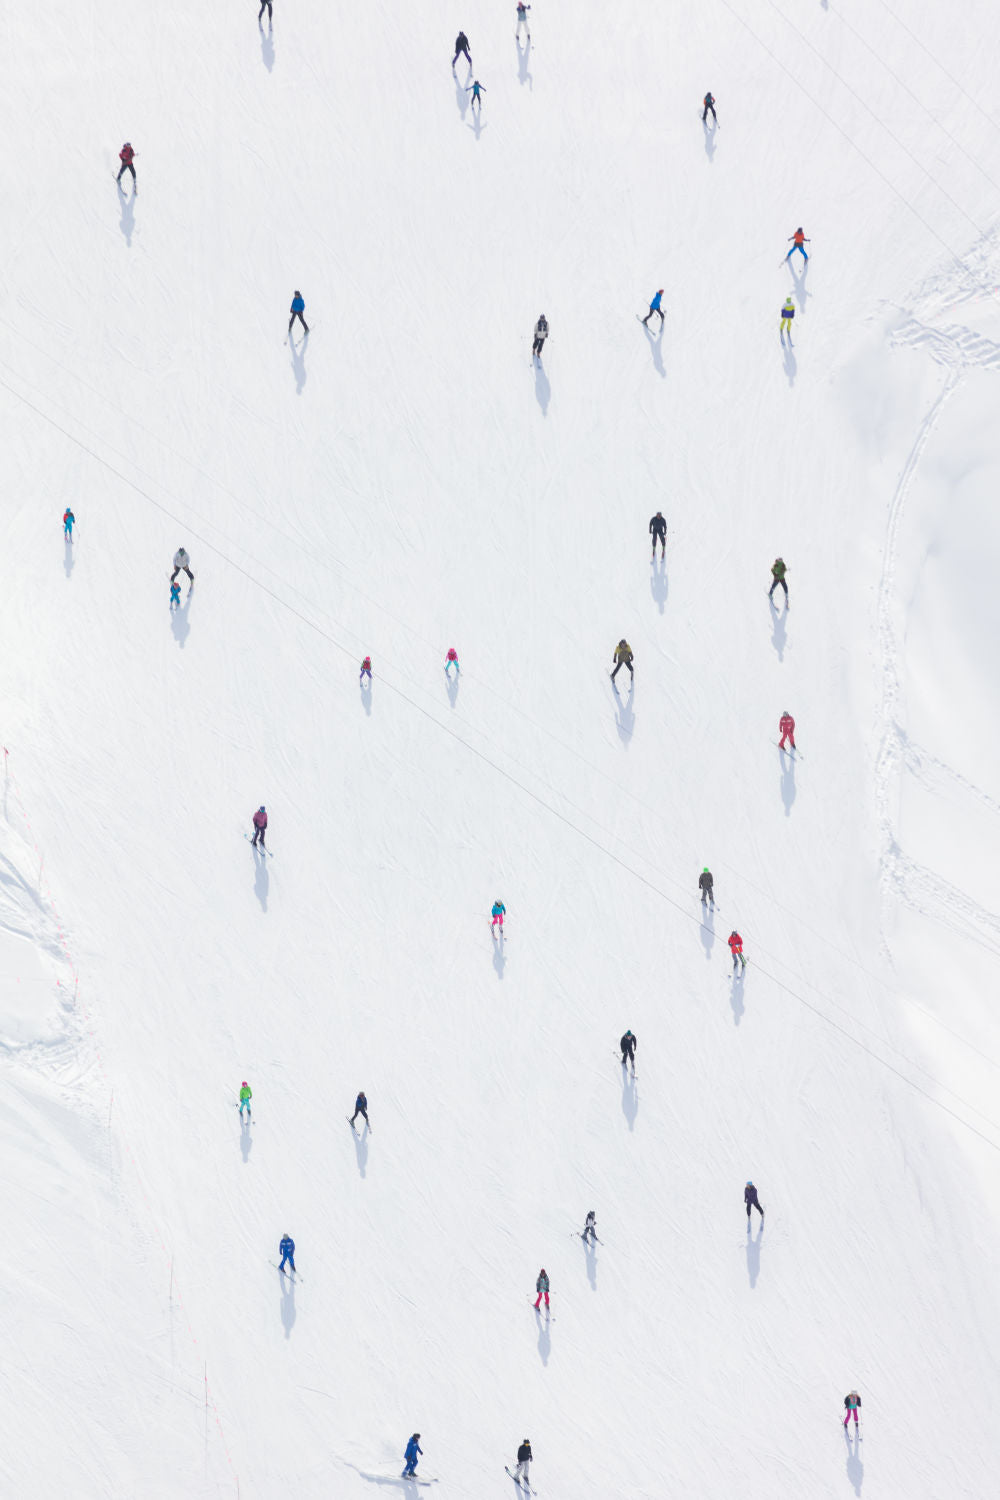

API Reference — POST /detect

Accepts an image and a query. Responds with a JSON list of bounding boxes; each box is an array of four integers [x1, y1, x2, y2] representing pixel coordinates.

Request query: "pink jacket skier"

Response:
[[778, 711, 796, 750], [252, 806, 267, 849], [445, 647, 460, 676]]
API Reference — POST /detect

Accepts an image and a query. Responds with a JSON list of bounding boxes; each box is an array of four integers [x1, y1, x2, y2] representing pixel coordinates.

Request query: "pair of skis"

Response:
[[269, 1261, 303, 1282], [347, 1117, 372, 1133], [505, 1467, 537, 1490], [615, 1052, 637, 1078], [244, 831, 274, 855]]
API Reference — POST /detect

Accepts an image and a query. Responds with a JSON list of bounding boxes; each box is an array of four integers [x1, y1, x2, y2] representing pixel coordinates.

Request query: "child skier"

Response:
[[445, 647, 460, 676], [620, 1029, 637, 1068], [453, 31, 472, 68], [289, 290, 309, 335], [403, 1433, 423, 1478], [778, 711, 796, 750], [116, 142, 136, 191], [239, 1081, 252, 1118], [491, 899, 506, 933], [533, 1269, 550, 1310], [278, 1233, 295, 1273], [728, 930, 747, 972], [582, 1210, 597, 1242], [349, 1090, 369, 1128], [63, 508, 75, 539], [642, 289, 665, 329], [786, 227, 810, 261], [769, 557, 789, 605], [699, 867, 714, 907], [516, 2, 531, 40], [843, 1391, 862, 1429], [611, 639, 634, 684], [360, 655, 372, 683], [780, 297, 795, 339], [171, 547, 194, 585], [169, 581, 181, 608], [745, 1180, 764, 1225], [702, 91, 717, 123], [465, 79, 486, 109], [532, 314, 549, 359], [649, 511, 667, 557], [251, 805, 268, 848]]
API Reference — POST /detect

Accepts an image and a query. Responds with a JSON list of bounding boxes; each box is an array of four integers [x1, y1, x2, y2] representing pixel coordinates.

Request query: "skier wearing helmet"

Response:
[[514, 1438, 533, 1484], [744, 1180, 764, 1225], [698, 867, 714, 908], [491, 898, 506, 934], [252, 805, 268, 849], [239, 1081, 253, 1118]]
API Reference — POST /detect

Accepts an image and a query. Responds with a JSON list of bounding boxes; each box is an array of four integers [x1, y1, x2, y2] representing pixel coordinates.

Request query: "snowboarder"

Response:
[[239, 1081, 253, 1118], [728, 930, 746, 972], [403, 1433, 423, 1478], [514, 1438, 533, 1485], [620, 1029, 637, 1068], [63, 508, 75, 539], [745, 1180, 764, 1224], [516, 2, 531, 40], [170, 547, 194, 585], [169, 581, 181, 608], [278, 1233, 295, 1273], [843, 1391, 862, 1429], [778, 710, 796, 750], [360, 655, 372, 683], [453, 31, 472, 68], [780, 296, 795, 339], [289, 291, 309, 335], [349, 1090, 369, 1127], [531, 314, 549, 359], [533, 1270, 550, 1310], [582, 1210, 597, 1242], [786, 227, 810, 262], [445, 646, 460, 676], [699, 867, 714, 907], [258, 0, 272, 25], [649, 511, 667, 557], [702, 91, 717, 124], [116, 142, 136, 191], [769, 557, 789, 605], [641, 289, 665, 329], [491, 899, 506, 933], [611, 639, 634, 685], [251, 805, 268, 849], [466, 79, 486, 109]]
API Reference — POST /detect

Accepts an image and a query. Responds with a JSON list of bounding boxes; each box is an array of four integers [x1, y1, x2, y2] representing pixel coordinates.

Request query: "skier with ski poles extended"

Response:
[[491, 899, 506, 934], [641, 289, 665, 329], [289, 290, 309, 335], [516, 2, 531, 40], [582, 1210, 597, 1243], [170, 547, 194, 585], [239, 1081, 253, 1118], [466, 79, 486, 109], [702, 91, 717, 124], [360, 655, 372, 683], [786, 227, 810, 262], [278, 1233, 296, 1273], [728, 930, 747, 972], [349, 1090, 370, 1128], [611, 639, 634, 685], [116, 142, 137, 191], [453, 31, 472, 68], [778, 711, 796, 751], [531, 314, 549, 359], [699, 867, 714, 907], [649, 511, 667, 557], [780, 297, 795, 340], [843, 1390, 862, 1430], [620, 1029, 637, 1069], [403, 1433, 423, 1478], [513, 1438, 533, 1485], [744, 1180, 764, 1225], [533, 1269, 550, 1310], [63, 508, 75, 539], [251, 805, 268, 849], [769, 557, 789, 606]]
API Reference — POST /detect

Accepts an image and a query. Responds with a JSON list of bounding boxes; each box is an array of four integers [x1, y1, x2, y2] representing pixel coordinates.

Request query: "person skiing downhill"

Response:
[[252, 805, 268, 849], [466, 79, 486, 109], [171, 547, 194, 585], [239, 1081, 252, 1117], [786, 227, 810, 262], [533, 1270, 550, 1311], [516, 2, 531, 40], [642, 289, 665, 329], [278, 1233, 295, 1273], [531, 314, 549, 359], [745, 1180, 764, 1225], [513, 1438, 533, 1485], [403, 1433, 423, 1478], [702, 91, 717, 123], [649, 511, 667, 557], [491, 899, 506, 933], [445, 646, 460, 676], [778, 711, 796, 750], [258, 0, 272, 24], [453, 31, 472, 68], [349, 1090, 369, 1128], [728, 930, 747, 972], [780, 296, 795, 339], [360, 655, 372, 683], [843, 1391, 862, 1429], [116, 142, 136, 191], [769, 557, 789, 605], [620, 1029, 637, 1069], [289, 291, 309, 335], [611, 639, 634, 685], [699, 867, 715, 907], [582, 1210, 597, 1242], [170, 581, 181, 608], [63, 508, 75, 539]]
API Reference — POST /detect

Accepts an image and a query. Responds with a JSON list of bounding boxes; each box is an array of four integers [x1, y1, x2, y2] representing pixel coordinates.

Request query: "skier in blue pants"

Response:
[[279, 1233, 296, 1273], [403, 1433, 423, 1477]]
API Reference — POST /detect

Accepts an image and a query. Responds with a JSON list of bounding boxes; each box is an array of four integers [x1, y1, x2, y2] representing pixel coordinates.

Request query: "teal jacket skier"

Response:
[[491, 900, 506, 932]]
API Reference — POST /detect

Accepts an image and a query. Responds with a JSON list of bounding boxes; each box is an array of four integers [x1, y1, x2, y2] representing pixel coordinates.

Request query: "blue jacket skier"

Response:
[[350, 1091, 369, 1128], [289, 290, 309, 335], [63, 508, 75, 539], [170, 581, 181, 607], [466, 79, 486, 108], [279, 1233, 296, 1273], [403, 1433, 423, 1477], [642, 289, 665, 328]]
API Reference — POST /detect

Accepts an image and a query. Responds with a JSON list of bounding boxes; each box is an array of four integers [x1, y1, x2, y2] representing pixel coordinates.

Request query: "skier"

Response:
[[491, 899, 506, 933], [786, 227, 810, 262], [611, 639, 634, 685], [170, 547, 195, 585], [349, 1090, 369, 1128], [702, 91, 717, 124], [258, 0, 272, 26], [466, 79, 486, 109], [278, 1233, 295, 1274], [63, 508, 75, 539], [169, 581, 181, 608], [533, 1269, 550, 1311], [452, 31, 472, 68], [239, 1081, 253, 1118], [728, 930, 746, 972], [582, 1210, 597, 1242], [514, 1438, 533, 1485], [620, 1029, 637, 1069], [778, 710, 796, 750], [641, 289, 665, 329], [403, 1433, 423, 1478], [360, 655, 373, 683], [649, 511, 667, 557], [744, 1180, 764, 1225], [516, 2, 531, 40], [445, 646, 460, 676], [251, 805, 268, 849], [289, 290, 309, 335], [116, 142, 136, 191], [780, 296, 795, 339], [843, 1391, 862, 1429], [769, 557, 789, 605], [699, 867, 714, 907], [531, 314, 549, 359]]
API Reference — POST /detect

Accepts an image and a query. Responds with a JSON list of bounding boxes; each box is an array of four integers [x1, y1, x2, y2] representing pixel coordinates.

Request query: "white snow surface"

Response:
[[2, 1, 1000, 1495]]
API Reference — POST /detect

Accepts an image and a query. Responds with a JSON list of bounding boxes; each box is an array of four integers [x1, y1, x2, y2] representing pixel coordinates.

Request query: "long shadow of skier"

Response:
[[240, 1116, 253, 1164], [702, 119, 717, 163], [581, 1234, 597, 1291], [492, 932, 506, 980], [117, 185, 135, 247], [782, 339, 797, 388], [360, 678, 372, 717], [260, 23, 275, 72], [171, 588, 193, 649], [454, 71, 470, 119], [446, 669, 460, 708], [353, 1122, 369, 1179], [467, 111, 487, 142], [289, 332, 308, 394], [746, 1223, 762, 1287], [64, 537, 75, 580], [642, 323, 666, 378], [534, 359, 550, 416], [769, 598, 787, 661], [650, 556, 668, 614], [788, 257, 809, 315], [844, 1426, 864, 1495], [279, 1270, 296, 1339], [730, 967, 745, 1025], [253, 847, 269, 912], [517, 37, 533, 89], [780, 750, 796, 816], [613, 680, 635, 746], [621, 1067, 638, 1131], [535, 1309, 551, 1366], [700, 903, 715, 961]]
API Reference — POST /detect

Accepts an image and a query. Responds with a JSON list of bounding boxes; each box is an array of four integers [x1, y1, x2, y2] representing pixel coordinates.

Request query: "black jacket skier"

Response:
[[745, 1181, 764, 1222], [620, 1030, 637, 1066], [611, 640, 634, 684], [350, 1091, 369, 1127], [699, 867, 714, 906], [514, 1440, 533, 1483], [649, 511, 667, 555], [453, 31, 471, 67], [702, 91, 717, 124], [582, 1210, 597, 1242], [532, 314, 549, 358]]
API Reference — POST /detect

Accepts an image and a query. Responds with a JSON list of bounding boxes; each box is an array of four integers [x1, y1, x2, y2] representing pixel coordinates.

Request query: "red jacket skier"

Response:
[[117, 142, 137, 190], [728, 930, 746, 971], [252, 805, 267, 849], [778, 711, 796, 750]]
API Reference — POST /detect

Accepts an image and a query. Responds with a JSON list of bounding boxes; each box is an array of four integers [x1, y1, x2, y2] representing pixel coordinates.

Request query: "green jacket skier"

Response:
[[769, 557, 789, 605], [239, 1081, 252, 1117]]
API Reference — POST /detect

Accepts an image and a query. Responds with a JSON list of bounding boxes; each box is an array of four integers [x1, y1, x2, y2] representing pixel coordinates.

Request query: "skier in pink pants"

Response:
[[843, 1390, 861, 1428], [533, 1268, 550, 1310], [491, 899, 506, 933]]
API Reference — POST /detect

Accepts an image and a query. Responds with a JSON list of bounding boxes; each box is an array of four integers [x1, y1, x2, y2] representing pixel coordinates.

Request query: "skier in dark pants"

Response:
[[620, 1029, 637, 1069], [611, 639, 634, 684], [582, 1210, 597, 1242], [769, 557, 789, 606], [289, 290, 309, 335], [532, 314, 549, 359], [350, 1090, 369, 1128], [699, 867, 714, 907], [466, 79, 486, 109], [649, 511, 667, 557], [171, 547, 195, 584], [642, 290, 664, 329], [453, 31, 471, 68], [251, 806, 267, 848], [702, 92, 717, 124], [745, 1181, 764, 1225], [259, 0, 272, 24], [278, 1233, 296, 1273], [116, 142, 136, 191]]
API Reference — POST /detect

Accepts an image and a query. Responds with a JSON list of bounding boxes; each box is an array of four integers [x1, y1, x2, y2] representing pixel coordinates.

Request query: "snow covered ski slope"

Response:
[[2, 0, 1000, 1496]]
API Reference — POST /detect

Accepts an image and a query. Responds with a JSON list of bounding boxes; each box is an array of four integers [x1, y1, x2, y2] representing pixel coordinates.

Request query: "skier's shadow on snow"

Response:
[[253, 847, 269, 911], [260, 22, 274, 72], [769, 599, 787, 660], [240, 1118, 253, 1164], [445, 669, 460, 709], [171, 589, 193, 649], [492, 933, 506, 980], [730, 968, 745, 1025], [702, 119, 717, 163], [844, 1427, 863, 1495], [650, 556, 668, 613], [642, 323, 666, 378], [746, 1224, 762, 1288], [517, 38, 533, 89], [467, 110, 487, 142], [779, 750, 796, 816], [117, 185, 135, 247], [782, 338, 797, 387], [353, 1122, 370, 1178], [63, 538, 75, 579], [279, 1269, 296, 1339], [454, 67, 471, 119], [620, 1066, 638, 1131], [289, 332, 308, 394], [613, 681, 635, 745], [534, 359, 550, 416], [700, 904, 715, 961], [581, 1234, 597, 1291], [788, 258, 809, 315], [360, 679, 372, 717], [535, 1309, 551, 1366]]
